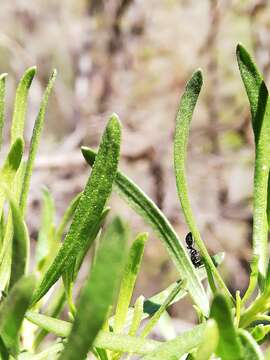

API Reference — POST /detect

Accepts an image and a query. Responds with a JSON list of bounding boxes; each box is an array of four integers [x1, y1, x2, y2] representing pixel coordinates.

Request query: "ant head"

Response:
[[185, 232, 193, 247]]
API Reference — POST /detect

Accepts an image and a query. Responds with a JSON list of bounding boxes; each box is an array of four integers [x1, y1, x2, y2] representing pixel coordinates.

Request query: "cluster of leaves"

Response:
[[1, 43, 270, 359]]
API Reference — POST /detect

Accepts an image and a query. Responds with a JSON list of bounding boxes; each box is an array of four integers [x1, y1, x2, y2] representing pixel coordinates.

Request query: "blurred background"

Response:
[[0, 0, 269, 324]]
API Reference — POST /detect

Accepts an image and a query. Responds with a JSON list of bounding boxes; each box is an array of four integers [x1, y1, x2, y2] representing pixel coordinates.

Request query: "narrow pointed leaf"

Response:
[[59, 217, 128, 360], [237, 43, 270, 278], [174, 70, 231, 301], [128, 296, 144, 336], [11, 66, 36, 144], [35, 188, 56, 272], [0, 137, 24, 216], [32, 115, 121, 304], [0, 184, 30, 288], [0, 275, 35, 356], [81, 146, 209, 316], [242, 255, 259, 305], [114, 232, 147, 333], [0, 73, 7, 150], [20, 69, 57, 214], [210, 294, 242, 360]]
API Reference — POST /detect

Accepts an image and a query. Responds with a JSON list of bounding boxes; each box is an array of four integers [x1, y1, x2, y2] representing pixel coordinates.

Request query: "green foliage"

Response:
[[59, 217, 128, 360], [237, 44, 270, 281], [2, 44, 270, 359]]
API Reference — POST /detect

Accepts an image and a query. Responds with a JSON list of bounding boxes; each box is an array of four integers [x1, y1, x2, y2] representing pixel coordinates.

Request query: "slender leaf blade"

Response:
[[237, 43, 270, 278], [114, 232, 147, 333], [0, 184, 30, 288], [20, 69, 57, 214], [35, 187, 56, 272], [174, 70, 231, 301], [59, 216, 128, 360], [11, 66, 36, 144], [0, 73, 7, 150], [32, 114, 121, 305]]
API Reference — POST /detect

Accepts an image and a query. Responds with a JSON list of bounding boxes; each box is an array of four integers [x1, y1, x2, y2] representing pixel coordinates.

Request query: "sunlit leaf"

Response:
[[32, 114, 121, 304]]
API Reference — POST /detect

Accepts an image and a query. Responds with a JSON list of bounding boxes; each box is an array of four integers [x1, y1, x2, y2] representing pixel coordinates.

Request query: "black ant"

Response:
[[185, 232, 202, 268]]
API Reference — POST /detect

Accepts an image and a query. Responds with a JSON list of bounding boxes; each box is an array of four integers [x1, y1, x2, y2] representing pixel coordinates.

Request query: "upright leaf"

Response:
[[32, 114, 121, 304], [0, 137, 24, 218], [0, 184, 30, 289], [174, 70, 231, 301], [20, 69, 57, 214], [210, 294, 242, 360], [35, 188, 56, 273], [11, 66, 36, 144], [237, 43, 270, 279], [81, 146, 209, 316], [114, 232, 147, 333], [59, 217, 128, 360], [0, 73, 7, 150], [0, 275, 35, 356]]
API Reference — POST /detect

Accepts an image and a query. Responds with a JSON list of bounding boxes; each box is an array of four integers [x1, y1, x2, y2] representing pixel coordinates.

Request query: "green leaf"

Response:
[[238, 328, 264, 360], [128, 296, 144, 336], [32, 114, 121, 304], [11, 66, 36, 144], [0, 275, 35, 356], [25, 311, 161, 355], [0, 184, 30, 289], [242, 255, 259, 305], [35, 188, 56, 273], [140, 281, 184, 338], [174, 70, 231, 301], [81, 146, 209, 317], [59, 216, 128, 360], [20, 69, 57, 214], [195, 320, 219, 360], [0, 73, 7, 150], [62, 206, 110, 316], [210, 294, 242, 360], [237, 43, 270, 279], [0, 138, 25, 290], [0, 137, 24, 216], [114, 232, 147, 333], [55, 192, 81, 243], [251, 324, 270, 343], [142, 323, 206, 360]]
